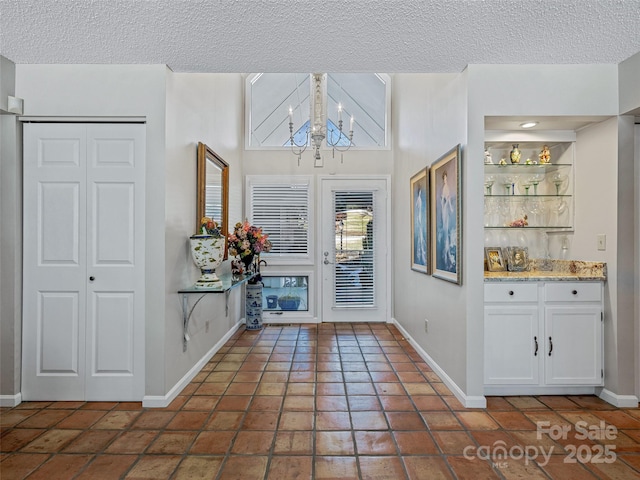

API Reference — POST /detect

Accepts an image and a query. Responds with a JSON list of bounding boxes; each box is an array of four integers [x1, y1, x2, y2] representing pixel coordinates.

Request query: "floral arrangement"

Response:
[[507, 215, 528, 228], [228, 220, 272, 259], [198, 216, 222, 237]]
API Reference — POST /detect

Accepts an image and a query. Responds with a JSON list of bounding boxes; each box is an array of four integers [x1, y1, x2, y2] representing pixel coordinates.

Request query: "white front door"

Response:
[[22, 123, 145, 401], [320, 177, 390, 322]]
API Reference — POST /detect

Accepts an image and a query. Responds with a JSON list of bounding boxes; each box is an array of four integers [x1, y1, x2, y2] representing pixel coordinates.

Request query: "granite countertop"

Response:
[[484, 260, 607, 282]]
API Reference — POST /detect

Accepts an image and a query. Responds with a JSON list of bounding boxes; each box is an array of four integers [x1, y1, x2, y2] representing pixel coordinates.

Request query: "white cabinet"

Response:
[[543, 282, 603, 386], [485, 305, 540, 385], [484, 281, 603, 395]]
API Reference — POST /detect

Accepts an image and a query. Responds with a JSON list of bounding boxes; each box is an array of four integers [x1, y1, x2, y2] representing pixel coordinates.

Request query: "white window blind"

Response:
[[249, 179, 311, 262], [333, 191, 375, 307]]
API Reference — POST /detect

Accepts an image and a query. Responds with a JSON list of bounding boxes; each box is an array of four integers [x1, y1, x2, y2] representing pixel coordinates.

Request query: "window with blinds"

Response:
[[247, 176, 312, 263], [333, 191, 375, 307]]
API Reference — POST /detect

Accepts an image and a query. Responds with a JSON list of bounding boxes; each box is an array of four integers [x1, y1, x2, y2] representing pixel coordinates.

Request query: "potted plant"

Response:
[[277, 294, 301, 311], [277, 276, 303, 310]]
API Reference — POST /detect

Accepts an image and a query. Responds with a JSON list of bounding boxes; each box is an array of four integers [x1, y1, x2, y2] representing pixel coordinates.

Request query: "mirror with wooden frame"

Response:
[[197, 142, 229, 258]]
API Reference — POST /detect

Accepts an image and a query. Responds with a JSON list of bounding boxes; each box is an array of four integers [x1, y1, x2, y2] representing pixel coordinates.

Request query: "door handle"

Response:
[[323, 258, 333, 265]]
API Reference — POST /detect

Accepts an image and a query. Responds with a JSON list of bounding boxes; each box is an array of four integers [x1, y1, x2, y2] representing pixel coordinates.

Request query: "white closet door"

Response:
[[22, 123, 145, 401], [22, 124, 88, 400], [85, 125, 145, 400]]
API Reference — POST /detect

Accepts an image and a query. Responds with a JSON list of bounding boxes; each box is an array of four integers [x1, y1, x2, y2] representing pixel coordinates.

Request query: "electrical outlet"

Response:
[[424, 319, 429, 333], [597, 234, 606, 251]]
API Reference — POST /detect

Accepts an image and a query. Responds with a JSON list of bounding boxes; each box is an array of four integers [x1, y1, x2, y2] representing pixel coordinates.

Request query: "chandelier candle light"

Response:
[[289, 73, 354, 167]]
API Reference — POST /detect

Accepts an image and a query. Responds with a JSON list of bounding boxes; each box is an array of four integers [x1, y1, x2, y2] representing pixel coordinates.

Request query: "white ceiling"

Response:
[[1, 0, 639, 73]]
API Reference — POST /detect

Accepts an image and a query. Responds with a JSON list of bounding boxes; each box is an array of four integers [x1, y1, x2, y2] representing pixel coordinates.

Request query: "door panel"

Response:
[[544, 306, 602, 385], [85, 124, 145, 400], [484, 306, 540, 385], [23, 124, 88, 400], [92, 292, 134, 374], [39, 182, 81, 265], [321, 178, 389, 322], [93, 183, 135, 264], [38, 292, 80, 374]]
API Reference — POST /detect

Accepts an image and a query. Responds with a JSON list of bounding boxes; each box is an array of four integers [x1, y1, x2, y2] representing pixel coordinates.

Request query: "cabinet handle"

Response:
[[572, 290, 578, 295], [534, 336, 538, 356], [89, 276, 95, 281], [508, 290, 514, 296], [548, 336, 553, 356]]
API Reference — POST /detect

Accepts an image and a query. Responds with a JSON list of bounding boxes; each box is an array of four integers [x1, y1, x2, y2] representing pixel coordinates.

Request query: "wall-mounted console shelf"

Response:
[[178, 273, 255, 352]]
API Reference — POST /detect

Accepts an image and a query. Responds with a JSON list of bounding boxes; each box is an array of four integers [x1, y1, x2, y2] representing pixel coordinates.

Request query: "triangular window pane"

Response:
[[283, 119, 310, 147]]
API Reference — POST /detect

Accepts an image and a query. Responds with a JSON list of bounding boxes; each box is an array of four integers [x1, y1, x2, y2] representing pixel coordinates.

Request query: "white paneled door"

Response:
[[22, 123, 145, 401], [320, 177, 390, 322]]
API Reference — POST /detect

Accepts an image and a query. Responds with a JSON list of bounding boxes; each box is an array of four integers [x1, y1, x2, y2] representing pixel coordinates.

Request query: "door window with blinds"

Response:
[[333, 191, 375, 307], [246, 175, 314, 265]]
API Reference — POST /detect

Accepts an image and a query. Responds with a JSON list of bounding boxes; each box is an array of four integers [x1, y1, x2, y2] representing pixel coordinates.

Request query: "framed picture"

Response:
[[485, 247, 506, 272], [430, 144, 462, 284], [410, 168, 429, 274], [506, 246, 529, 272]]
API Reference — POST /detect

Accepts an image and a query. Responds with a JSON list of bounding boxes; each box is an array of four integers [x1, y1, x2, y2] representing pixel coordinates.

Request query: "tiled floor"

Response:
[[2, 323, 639, 480]]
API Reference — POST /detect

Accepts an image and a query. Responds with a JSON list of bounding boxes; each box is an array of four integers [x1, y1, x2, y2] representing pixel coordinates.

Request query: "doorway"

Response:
[[320, 177, 391, 322]]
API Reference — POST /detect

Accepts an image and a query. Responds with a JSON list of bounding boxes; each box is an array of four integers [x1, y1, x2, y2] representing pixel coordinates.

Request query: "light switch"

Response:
[[597, 234, 606, 251]]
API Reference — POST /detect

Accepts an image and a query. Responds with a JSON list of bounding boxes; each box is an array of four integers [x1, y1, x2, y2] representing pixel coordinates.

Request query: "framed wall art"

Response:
[[430, 144, 462, 284], [410, 167, 429, 274]]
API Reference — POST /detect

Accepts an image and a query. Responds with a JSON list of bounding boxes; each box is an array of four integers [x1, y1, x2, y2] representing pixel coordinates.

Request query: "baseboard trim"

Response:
[[142, 321, 244, 408], [485, 386, 597, 396], [0, 393, 22, 407], [392, 319, 486, 409], [599, 389, 640, 408]]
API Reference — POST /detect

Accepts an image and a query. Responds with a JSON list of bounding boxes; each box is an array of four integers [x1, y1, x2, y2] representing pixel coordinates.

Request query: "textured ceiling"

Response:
[[1, 0, 639, 73]]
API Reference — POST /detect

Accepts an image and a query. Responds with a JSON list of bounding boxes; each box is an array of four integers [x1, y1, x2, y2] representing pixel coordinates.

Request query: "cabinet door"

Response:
[[484, 306, 540, 385], [544, 306, 602, 385]]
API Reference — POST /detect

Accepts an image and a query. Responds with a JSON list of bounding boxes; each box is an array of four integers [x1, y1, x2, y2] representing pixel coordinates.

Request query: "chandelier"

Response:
[[288, 73, 354, 167]]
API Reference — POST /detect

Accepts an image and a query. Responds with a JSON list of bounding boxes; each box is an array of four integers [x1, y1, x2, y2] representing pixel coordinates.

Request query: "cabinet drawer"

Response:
[[485, 283, 538, 303], [544, 282, 601, 302]]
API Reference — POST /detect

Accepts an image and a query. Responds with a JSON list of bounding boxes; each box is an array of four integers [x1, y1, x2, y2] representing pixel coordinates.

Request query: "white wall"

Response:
[[14, 64, 169, 396], [635, 124, 640, 400], [613, 115, 637, 397], [242, 113, 394, 323], [619, 51, 640, 402], [573, 118, 624, 395], [619, 51, 640, 115], [392, 73, 473, 397], [466, 64, 639, 400], [164, 72, 245, 392], [0, 56, 22, 400]]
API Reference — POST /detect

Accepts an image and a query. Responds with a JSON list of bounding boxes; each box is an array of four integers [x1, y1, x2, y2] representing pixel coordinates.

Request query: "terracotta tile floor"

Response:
[[2, 323, 639, 479]]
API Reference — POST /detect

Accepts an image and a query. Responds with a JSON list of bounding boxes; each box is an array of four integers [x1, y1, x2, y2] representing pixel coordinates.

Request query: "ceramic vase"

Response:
[[241, 254, 255, 274], [245, 283, 263, 330], [510, 144, 521, 164], [190, 234, 225, 288]]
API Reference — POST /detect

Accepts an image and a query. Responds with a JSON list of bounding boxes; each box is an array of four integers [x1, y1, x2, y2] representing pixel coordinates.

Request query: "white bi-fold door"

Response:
[[22, 123, 145, 401]]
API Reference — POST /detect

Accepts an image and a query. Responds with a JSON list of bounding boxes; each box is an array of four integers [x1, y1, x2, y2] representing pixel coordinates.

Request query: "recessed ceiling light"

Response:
[[520, 122, 538, 129]]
